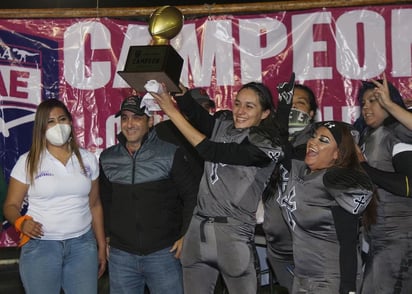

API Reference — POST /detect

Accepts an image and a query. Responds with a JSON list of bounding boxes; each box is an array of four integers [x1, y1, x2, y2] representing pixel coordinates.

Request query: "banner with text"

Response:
[[1, 4, 412, 245]]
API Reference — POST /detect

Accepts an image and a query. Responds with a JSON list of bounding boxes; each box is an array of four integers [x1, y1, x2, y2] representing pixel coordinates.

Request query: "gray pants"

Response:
[[361, 234, 412, 294], [181, 215, 257, 294], [292, 276, 340, 294], [266, 252, 294, 293]]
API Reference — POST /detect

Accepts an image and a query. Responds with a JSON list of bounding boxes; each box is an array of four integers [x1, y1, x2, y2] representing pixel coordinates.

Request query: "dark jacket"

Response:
[[155, 120, 204, 185], [99, 129, 198, 255]]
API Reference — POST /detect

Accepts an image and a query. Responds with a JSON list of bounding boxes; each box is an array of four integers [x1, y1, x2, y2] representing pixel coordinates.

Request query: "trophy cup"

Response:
[[118, 6, 184, 93]]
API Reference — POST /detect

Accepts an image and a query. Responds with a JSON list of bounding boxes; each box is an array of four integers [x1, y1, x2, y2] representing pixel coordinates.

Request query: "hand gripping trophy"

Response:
[[118, 6, 184, 93]]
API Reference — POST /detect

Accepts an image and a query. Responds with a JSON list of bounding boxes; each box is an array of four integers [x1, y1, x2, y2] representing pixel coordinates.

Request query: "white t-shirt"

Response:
[[11, 148, 99, 240]]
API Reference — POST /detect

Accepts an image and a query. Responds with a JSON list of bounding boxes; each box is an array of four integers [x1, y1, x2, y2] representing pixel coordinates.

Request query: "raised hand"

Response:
[[370, 73, 391, 109], [276, 72, 295, 139], [277, 72, 295, 104]]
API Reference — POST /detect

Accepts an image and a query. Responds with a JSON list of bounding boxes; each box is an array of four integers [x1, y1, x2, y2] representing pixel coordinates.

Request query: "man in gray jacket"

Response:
[[99, 95, 198, 294]]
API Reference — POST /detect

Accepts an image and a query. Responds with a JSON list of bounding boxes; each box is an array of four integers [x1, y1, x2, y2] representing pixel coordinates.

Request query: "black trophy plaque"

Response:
[[118, 45, 183, 93]]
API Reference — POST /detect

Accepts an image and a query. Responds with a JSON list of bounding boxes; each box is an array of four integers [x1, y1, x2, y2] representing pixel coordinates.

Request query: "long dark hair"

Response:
[[354, 80, 406, 134], [26, 99, 85, 183], [331, 122, 377, 228]]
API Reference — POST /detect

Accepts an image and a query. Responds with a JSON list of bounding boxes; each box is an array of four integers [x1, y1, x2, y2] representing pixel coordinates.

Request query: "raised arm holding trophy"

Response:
[[103, 8, 199, 294], [118, 5, 184, 93]]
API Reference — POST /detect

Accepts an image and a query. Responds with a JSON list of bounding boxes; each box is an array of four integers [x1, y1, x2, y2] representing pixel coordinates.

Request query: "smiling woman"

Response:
[[355, 77, 412, 294], [277, 121, 375, 294], [150, 81, 283, 294], [304, 122, 340, 172]]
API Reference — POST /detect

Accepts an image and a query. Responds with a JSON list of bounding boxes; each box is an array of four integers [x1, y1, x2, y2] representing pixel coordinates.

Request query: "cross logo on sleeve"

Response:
[[353, 194, 368, 214]]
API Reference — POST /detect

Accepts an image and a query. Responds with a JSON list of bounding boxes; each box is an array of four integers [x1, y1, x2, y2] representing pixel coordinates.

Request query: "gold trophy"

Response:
[[118, 6, 184, 93]]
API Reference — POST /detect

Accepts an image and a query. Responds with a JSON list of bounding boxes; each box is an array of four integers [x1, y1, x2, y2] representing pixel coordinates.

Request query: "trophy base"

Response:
[[118, 45, 183, 93]]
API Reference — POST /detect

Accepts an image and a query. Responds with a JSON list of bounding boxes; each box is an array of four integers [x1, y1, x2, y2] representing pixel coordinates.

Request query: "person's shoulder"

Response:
[[324, 167, 371, 188], [324, 167, 373, 214], [292, 158, 305, 167], [374, 125, 403, 149], [78, 148, 98, 163], [389, 122, 412, 144], [146, 129, 179, 153], [18, 151, 30, 160], [99, 143, 121, 159], [213, 109, 232, 120], [291, 159, 307, 174], [12, 152, 29, 168], [155, 119, 174, 128], [249, 125, 282, 147], [366, 125, 397, 144], [379, 124, 397, 136], [79, 148, 94, 156], [154, 121, 183, 144], [10, 151, 31, 178]]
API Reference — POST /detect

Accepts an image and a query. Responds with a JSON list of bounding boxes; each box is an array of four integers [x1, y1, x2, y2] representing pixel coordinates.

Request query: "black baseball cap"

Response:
[[115, 96, 146, 117]]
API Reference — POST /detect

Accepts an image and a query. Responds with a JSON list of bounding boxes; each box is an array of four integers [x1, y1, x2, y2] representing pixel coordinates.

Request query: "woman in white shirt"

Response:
[[3, 99, 106, 294]]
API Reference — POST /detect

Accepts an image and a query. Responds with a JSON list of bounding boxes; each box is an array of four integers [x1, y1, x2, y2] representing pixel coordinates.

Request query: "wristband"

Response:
[[14, 215, 33, 232], [14, 215, 33, 247]]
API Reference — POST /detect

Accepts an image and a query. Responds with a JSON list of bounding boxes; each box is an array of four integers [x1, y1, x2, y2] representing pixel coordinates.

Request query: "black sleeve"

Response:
[[276, 138, 305, 173], [174, 91, 216, 137], [275, 91, 293, 144], [360, 150, 412, 197], [170, 147, 199, 237], [195, 137, 272, 167], [99, 164, 113, 237], [331, 206, 359, 294], [275, 72, 294, 135]]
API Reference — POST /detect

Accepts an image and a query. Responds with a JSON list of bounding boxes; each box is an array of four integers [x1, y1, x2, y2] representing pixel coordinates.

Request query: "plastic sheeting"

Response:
[[1, 4, 412, 246]]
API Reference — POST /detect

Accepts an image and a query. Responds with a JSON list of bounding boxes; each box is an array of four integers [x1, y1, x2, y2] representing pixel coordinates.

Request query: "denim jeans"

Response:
[[19, 229, 98, 294], [109, 246, 183, 294]]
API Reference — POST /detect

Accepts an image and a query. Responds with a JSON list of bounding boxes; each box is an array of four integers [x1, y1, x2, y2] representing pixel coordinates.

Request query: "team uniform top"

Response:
[[176, 96, 283, 227], [263, 123, 313, 259], [175, 90, 283, 294], [278, 159, 372, 278], [360, 124, 412, 235], [11, 148, 98, 240], [359, 122, 412, 294]]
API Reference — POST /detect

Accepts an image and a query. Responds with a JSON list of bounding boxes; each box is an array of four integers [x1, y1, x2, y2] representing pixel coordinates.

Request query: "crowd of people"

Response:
[[2, 72, 412, 294]]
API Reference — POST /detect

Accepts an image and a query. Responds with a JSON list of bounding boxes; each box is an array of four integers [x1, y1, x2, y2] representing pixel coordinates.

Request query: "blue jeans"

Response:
[[109, 246, 183, 294], [19, 228, 98, 294]]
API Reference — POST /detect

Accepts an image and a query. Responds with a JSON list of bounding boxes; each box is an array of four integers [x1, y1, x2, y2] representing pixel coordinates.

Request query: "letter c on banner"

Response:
[[63, 21, 111, 90]]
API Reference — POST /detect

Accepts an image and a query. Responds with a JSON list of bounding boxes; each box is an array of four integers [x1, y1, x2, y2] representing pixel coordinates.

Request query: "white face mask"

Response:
[[45, 124, 72, 146]]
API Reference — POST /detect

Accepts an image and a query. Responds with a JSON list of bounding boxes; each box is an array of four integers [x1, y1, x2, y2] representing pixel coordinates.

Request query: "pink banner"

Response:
[[1, 4, 412, 246]]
